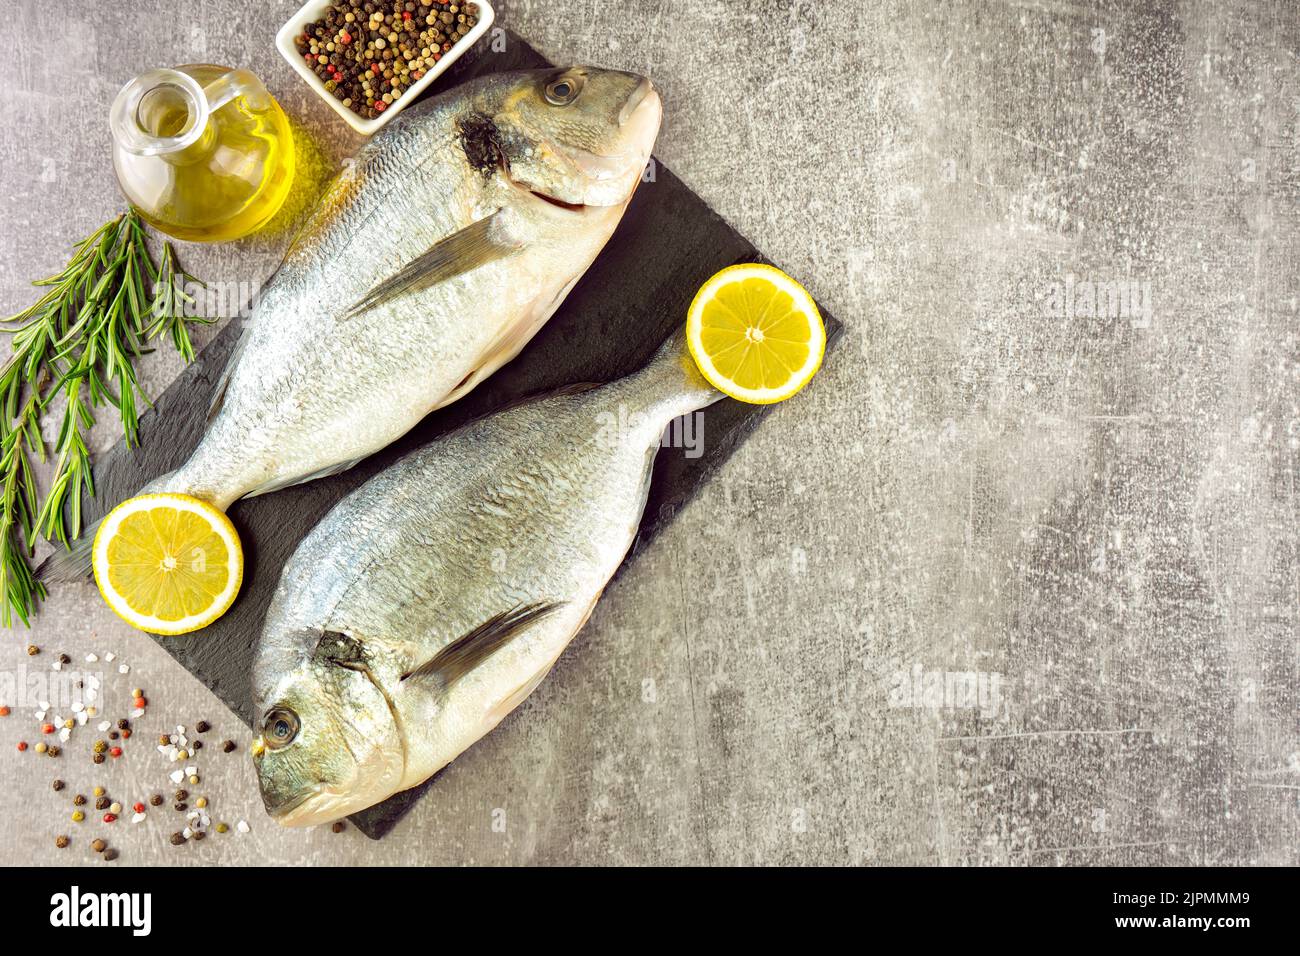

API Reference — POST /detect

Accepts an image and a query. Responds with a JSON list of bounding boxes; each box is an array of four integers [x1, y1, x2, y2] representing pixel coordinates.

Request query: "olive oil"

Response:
[[111, 65, 295, 243]]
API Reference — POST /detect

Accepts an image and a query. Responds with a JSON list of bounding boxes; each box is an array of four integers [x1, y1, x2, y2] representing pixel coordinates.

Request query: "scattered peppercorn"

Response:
[[93, 740, 107, 754], [92, 786, 105, 797], [174, 789, 188, 801], [104, 848, 119, 861], [215, 822, 230, 833], [133, 802, 146, 814], [73, 794, 86, 806], [0, 706, 9, 716], [55, 835, 69, 848], [195, 720, 210, 733], [193, 830, 207, 841], [27, 644, 39, 656], [91, 838, 107, 853], [16, 741, 27, 752], [95, 797, 110, 810], [195, 797, 208, 809], [52, 779, 65, 791], [71, 810, 85, 822], [332, 821, 346, 833], [174, 802, 188, 812], [92, 753, 105, 764], [192, 740, 202, 750], [109, 746, 123, 758], [158, 734, 170, 746], [150, 794, 164, 807], [108, 731, 119, 740], [222, 740, 237, 753], [117, 718, 130, 730], [47, 745, 60, 757], [102, 813, 117, 823], [109, 802, 122, 815], [59, 653, 71, 665], [170, 832, 186, 846], [34, 742, 47, 754]]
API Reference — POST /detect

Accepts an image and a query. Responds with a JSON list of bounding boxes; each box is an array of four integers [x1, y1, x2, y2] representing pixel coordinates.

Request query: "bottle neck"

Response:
[[110, 69, 215, 164]]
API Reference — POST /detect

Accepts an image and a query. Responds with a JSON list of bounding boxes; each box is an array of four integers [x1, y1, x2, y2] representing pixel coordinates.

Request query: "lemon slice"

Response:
[[92, 493, 243, 635], [686, 263, 826, 404]]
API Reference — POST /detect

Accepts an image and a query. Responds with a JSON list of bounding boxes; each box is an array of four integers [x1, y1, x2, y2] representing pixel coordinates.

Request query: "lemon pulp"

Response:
[[92, 494, 242, 635]]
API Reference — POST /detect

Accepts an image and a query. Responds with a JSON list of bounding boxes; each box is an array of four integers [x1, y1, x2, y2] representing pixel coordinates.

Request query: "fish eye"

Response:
[[544, 74, 584, 106], [262, 707, 300, 749]]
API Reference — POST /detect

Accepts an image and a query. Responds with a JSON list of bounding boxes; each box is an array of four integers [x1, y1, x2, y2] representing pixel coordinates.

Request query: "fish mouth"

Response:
[[502, 155, 591, 215], [269, 787, 353, 828], [619, 77, 655, 126], [529, 189, 587, 213], [261, 783, 320, 821]]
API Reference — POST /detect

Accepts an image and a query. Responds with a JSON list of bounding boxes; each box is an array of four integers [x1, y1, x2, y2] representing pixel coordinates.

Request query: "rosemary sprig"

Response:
[[0, 209, 207, 626], [0, 366, 47, 626], [146, 236, 212, 364]]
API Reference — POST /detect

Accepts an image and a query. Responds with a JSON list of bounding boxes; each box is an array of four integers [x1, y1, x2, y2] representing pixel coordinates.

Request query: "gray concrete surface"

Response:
[[1, 0, 1297, 865]]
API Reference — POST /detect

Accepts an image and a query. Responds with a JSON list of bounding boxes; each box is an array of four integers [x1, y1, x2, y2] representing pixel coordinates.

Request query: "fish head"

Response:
[[484, 67, 662, 210], [252, 638, 404, 827]]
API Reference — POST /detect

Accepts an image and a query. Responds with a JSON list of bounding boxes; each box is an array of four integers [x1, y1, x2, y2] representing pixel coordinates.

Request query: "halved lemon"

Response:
[[92, 493, 243, 635], [686, 263, 826, 404]]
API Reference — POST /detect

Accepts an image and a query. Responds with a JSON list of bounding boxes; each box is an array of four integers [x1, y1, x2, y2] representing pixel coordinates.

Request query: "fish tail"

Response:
[[620, 325, 724, 422], [36, 468, 189, 584], [35, 521, 102, 584]]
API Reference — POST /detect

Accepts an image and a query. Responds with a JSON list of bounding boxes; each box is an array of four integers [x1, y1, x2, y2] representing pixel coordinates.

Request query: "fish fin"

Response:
[[488, 662, 556, 723], [342, 210, 519, 319], [242, 456, 365, 500], [485, 590, 602, 722], [429, 276, 588, 414], [402, 601, 565, 686]]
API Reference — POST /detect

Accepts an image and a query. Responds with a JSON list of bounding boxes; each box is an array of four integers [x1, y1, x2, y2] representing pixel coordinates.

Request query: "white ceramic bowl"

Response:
[[276, 0, 495, 135]]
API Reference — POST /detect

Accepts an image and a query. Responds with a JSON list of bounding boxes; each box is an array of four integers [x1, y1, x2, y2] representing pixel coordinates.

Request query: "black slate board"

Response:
[[79, 33, 843, 839]]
